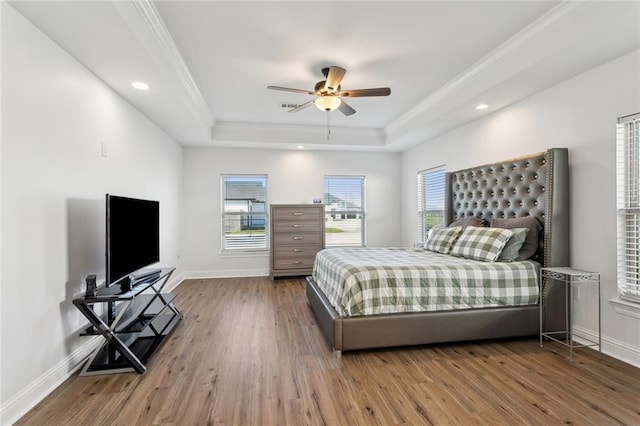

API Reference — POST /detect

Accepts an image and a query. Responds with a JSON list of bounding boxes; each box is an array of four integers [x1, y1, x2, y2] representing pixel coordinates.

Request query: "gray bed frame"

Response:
[[306, 148, 570, 357]]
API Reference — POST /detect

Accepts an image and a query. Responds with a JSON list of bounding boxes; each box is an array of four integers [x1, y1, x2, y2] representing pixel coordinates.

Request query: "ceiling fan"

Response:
[[267, 66, 391, 116]]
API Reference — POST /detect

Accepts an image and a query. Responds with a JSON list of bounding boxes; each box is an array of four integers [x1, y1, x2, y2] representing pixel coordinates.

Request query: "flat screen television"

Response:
[[106, 194, 160, 288]]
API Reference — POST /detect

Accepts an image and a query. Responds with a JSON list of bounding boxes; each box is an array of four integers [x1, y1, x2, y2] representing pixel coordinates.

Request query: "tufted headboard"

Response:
[[444, 148, 569, 268]]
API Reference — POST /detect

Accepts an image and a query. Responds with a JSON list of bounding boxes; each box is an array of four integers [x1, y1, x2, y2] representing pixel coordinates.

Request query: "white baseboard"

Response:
[[573, 325, 640, 368], [0, 337, 101, 426], [179, 268, 269, 280], [165, 270, 187, 292]]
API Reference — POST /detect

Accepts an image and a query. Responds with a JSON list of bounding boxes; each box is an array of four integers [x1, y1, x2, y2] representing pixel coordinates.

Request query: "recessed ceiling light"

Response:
[[296, 145, 304, 150], [476, 103, 489, 110], [131, 81, 149, 90]]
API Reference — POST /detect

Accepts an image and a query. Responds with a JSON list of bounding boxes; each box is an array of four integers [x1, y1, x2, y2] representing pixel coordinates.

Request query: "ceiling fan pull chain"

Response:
[[327, 111, 331, 141]]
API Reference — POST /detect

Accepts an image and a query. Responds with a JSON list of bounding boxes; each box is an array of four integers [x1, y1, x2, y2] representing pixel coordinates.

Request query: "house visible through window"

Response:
[[418, 166, 446, 244], [323, 176, 365, 247], [221, 175, 267, 251], [617, 113, 640, 303]]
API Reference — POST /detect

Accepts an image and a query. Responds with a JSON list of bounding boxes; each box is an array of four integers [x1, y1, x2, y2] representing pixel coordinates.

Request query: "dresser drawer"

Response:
[[273, 232, 323, 245], [273, 220, 322, 233], [273, 255, 317, 270], [272, 206, 323, 221], [274, 244, 323, 258]]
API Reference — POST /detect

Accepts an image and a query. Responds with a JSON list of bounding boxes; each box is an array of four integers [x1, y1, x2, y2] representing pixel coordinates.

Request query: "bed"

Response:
[[306, 148, 569, 357]]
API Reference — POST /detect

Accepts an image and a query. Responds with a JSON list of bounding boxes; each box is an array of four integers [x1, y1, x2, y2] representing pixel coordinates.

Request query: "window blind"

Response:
[[417, 166, 446, 244], [323, 176, 365, 247], [221, 175, 268, 251], [617, 113, 640, 303]]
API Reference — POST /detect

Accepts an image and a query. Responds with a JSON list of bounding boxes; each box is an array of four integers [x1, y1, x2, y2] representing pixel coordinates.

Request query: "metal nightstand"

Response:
[[539, 267, 601, 361]]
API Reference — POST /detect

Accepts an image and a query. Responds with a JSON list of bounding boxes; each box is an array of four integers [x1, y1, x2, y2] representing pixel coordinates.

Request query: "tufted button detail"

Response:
[[447, 152, 547, 235]]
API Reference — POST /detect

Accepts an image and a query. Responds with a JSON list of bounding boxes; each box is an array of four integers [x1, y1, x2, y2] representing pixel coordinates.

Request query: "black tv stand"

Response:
[[73, 267, 182, 375]]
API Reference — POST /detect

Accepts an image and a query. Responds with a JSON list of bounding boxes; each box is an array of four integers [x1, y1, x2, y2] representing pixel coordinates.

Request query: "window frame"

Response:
[[220, 174, 268, 252], [417, 165, 447, 245], [323, 175, 366, 247], [617, 112, 640, 303]]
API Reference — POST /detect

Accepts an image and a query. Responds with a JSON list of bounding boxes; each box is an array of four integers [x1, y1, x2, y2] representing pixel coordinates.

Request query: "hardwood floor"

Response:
[[17, 277, 640, 425]]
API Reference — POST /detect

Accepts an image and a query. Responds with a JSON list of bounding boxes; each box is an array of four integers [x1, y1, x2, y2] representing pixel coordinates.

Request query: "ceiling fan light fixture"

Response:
[[314, 96, 341, 111]]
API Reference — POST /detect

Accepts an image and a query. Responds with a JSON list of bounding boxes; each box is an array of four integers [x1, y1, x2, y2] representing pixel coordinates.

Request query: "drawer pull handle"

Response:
[[292, 212, 304, 216], [293, 249, 303, 252], [293, 261, 303, 264], [293, 237, 303, 240], [293, 224, 304, 228]]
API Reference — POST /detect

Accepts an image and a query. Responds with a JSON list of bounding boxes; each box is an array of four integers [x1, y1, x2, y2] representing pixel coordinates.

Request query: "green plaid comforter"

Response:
[[312, 247, 539, 317]]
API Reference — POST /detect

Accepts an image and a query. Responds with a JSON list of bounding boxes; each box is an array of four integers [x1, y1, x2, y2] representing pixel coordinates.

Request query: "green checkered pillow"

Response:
[[425, 225, 462, 254], [497, 228, 529, 262], [450, 226, 513, 262]]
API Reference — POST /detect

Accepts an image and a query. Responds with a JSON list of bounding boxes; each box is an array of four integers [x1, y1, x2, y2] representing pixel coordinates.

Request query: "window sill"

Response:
[[609, 297, 640, 319], [219, 249, 269, 259]]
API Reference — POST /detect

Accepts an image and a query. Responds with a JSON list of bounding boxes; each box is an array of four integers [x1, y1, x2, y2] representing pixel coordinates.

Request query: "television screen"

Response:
[[106, 194, 160, 286]]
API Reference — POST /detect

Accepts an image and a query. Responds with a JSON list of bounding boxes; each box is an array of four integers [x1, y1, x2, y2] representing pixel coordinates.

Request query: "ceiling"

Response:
[[8, 1, 640, 152]]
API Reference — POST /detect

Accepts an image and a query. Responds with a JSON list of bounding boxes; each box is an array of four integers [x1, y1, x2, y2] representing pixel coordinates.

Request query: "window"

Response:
[[417, 166, 446, 244], [323, 176, 365, 247], [617, 113, 640, 303], [221, 175, 267, 251]]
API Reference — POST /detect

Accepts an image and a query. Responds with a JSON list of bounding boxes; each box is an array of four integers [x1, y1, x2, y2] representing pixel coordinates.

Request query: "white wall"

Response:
[[181, 147, 401, 277], [400, 49, 640, 366], [0, 5, 183, 423]]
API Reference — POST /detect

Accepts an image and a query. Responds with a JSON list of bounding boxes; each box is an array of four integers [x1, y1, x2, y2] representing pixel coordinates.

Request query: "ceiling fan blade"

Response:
[[338, 87, 391, 97], [338, 100, 356, 116], [288, 100, 314, 113], [267, 85, 314, 95], [324, 66, 346, 93]]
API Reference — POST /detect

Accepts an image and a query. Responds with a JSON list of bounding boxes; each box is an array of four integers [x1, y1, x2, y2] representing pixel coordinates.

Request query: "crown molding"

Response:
[[386, 1, 587, 135], [114, 0, 213, 130], [209, 121, 389, 151]]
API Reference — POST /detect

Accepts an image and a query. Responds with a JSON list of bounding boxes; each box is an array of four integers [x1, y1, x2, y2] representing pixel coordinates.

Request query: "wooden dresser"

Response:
[[270, 204, 325, 280]]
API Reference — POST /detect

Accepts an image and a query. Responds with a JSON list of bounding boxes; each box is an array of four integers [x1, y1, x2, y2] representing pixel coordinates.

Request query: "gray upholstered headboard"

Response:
[[444, 148, 569, 269]]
